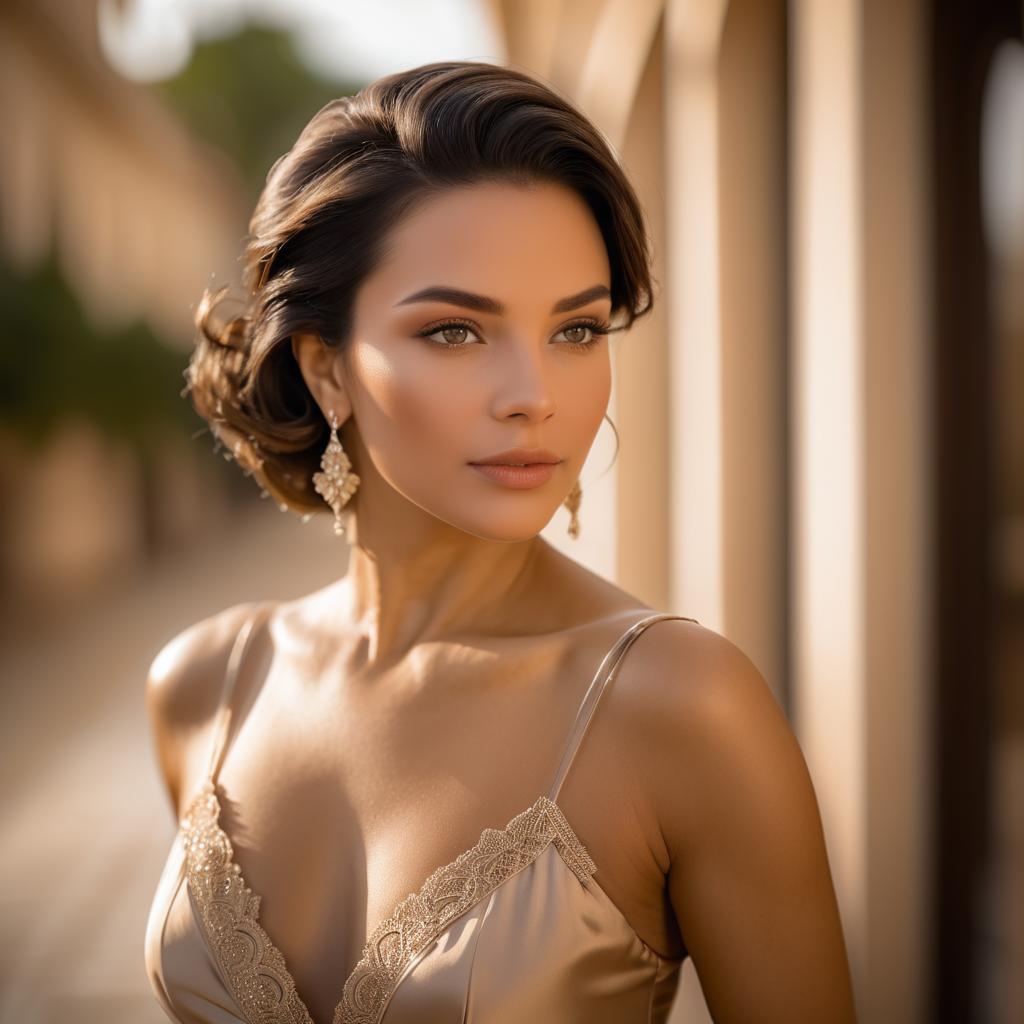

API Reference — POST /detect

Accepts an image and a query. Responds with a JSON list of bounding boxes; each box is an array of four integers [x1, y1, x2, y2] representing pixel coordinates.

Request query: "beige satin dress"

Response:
[[144, 607, 697, 1023]]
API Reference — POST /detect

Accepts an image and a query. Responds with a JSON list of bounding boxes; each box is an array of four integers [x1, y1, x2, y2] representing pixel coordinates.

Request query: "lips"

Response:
[[469, 462, 558, 489], [469, 447, 561, 467]]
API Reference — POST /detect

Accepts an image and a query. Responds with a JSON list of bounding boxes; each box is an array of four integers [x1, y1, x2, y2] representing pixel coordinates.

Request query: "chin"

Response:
[[445, 511, 550, 544]]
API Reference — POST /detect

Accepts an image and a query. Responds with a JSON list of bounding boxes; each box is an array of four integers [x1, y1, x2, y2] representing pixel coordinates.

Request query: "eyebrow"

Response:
[[394, 283, 612, 315]]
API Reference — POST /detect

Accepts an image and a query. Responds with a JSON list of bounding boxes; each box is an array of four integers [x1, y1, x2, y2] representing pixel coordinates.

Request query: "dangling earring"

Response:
[[312, 409, 360, 537], [564, 479, 582, 539]]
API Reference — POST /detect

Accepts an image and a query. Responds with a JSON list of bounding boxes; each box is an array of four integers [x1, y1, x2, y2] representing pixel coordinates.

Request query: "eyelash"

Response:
[[415, 317, 612, 352]]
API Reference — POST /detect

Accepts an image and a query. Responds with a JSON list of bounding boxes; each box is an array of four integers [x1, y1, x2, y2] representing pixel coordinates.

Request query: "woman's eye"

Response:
[[554, 320, 612, 348], [559, 324, 595, 345], [418, 321, 480, 347]]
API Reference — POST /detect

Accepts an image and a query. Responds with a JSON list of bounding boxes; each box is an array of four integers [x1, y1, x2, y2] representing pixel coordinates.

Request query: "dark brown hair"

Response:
[[184, 60, 655, 516]]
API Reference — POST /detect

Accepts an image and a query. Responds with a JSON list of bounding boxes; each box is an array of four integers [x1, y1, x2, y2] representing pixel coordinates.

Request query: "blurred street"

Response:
[[0, 502, 341, 1023]]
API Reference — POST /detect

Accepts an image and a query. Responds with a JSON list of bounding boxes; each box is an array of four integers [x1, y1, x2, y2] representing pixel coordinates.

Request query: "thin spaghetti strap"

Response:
[[204, 603, 270, 785], [546, 611, 698, 803]]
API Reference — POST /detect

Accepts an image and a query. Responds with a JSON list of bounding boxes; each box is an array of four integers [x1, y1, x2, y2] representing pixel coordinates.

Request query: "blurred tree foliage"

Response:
[[0, 23, 362, 459], [0, 251, 194, 455], [154, 23, 362, 204]]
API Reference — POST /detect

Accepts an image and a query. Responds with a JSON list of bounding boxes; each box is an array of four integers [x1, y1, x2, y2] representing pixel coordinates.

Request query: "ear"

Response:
[[291, 332, 353, 425]]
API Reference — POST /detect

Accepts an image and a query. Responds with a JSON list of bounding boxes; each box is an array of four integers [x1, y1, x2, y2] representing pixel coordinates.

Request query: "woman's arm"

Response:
[[640, 625, 858, 1023]]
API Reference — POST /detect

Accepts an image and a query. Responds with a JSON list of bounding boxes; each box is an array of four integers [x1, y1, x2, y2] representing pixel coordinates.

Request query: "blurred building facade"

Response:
[[0, 0, 248, 622]]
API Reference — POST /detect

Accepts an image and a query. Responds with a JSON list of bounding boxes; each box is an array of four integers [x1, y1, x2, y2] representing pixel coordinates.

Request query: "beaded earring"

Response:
[[564, 479, 582, 539], [312, 409, 360, 537]]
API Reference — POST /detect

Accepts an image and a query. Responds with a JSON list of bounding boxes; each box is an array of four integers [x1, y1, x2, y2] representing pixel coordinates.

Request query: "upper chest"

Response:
[[178, 621, 681, 1024]]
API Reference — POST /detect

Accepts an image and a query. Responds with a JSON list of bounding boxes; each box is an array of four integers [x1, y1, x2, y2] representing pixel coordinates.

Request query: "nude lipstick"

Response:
[[468, 447, 562, 490]]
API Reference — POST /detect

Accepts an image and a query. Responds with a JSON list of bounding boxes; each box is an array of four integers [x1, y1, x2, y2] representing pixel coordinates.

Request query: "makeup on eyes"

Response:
[[414, 316, 612, 352]]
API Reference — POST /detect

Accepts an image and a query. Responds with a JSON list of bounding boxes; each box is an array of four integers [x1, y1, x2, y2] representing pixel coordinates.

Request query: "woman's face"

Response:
[[337, 180, 613, 542]]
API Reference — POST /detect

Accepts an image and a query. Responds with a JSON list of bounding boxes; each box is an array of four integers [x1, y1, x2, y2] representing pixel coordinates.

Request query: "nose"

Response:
[[489, 340, 557, 422]]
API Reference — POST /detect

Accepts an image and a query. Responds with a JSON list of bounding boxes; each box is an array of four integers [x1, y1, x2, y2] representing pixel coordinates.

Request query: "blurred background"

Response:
[[0, 0, 1020, 1021]]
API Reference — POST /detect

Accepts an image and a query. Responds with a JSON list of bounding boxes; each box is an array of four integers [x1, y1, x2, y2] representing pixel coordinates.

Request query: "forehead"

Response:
[[361, 181, 611, 310]]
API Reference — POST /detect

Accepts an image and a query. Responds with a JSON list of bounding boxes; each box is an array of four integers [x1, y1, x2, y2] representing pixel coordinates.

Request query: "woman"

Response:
[[144, 60, 856, 1024]]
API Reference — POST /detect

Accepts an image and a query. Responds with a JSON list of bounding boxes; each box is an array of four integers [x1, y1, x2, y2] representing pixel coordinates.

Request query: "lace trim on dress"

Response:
[[180, 780, 597, 1024], [338, 793, 597, 1024], [182, 779, 312, 1023]]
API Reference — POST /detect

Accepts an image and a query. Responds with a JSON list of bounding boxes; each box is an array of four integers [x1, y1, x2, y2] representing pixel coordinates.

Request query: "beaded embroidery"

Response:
[[180, 780, 597, 1024]]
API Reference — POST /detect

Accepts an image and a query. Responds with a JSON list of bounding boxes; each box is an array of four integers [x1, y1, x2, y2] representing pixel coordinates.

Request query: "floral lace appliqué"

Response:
[[182, 780, 312, 1022], [180, 781, 597, 1024], [337, 794, 596, 1024]]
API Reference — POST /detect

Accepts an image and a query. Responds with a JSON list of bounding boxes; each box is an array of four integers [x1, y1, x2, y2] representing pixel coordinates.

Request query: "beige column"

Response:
[[790, 0, 932, 1020], [663, 0, 730, 630], [790, 0, 869, 1005], [716, 0, 789, 700], [861, 0, 932, 1020]]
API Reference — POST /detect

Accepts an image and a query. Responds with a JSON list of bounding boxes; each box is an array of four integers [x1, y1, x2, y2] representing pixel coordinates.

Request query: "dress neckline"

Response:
[[179, 776, 676, 1024], [181, 607, 695, 1024]]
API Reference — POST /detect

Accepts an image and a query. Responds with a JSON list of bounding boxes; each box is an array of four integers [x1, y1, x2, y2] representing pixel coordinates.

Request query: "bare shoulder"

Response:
[[616, 616, 807, 853], [145, 600, 272, 728], [616, 617, 857, 1022], [144, 599, 274, 816]]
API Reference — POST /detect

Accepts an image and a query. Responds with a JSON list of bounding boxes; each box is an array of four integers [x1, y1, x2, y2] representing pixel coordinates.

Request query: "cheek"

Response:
[[349, 341, 475, 453], [562, 358, 612, 438]]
